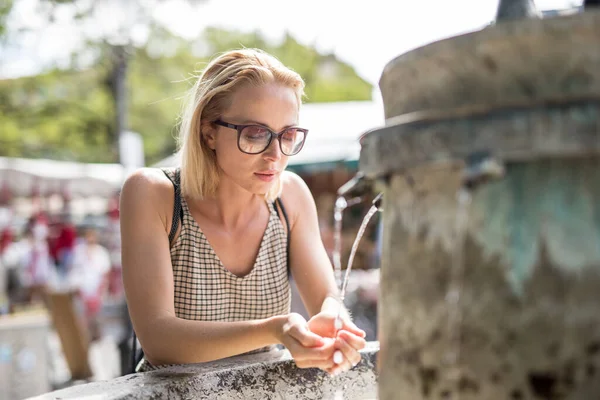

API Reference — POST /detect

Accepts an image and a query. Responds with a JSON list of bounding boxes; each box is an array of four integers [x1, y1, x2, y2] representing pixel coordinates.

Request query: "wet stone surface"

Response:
[[377, 161, 600, 400]]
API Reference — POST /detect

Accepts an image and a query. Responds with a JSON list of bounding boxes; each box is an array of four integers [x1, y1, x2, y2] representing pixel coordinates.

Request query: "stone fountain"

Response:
[[360, 4, 600, 400]]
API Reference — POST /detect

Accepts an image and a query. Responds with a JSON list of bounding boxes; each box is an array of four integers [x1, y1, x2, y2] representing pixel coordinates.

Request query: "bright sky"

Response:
[[1, 0, 580, 92]]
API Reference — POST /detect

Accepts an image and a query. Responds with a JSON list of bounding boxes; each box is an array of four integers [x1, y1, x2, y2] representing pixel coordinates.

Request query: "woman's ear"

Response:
[[202, 124, 217, 150]]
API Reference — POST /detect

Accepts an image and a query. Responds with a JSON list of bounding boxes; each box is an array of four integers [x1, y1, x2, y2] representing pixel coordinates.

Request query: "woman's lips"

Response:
[[254, 171, 277, 182]]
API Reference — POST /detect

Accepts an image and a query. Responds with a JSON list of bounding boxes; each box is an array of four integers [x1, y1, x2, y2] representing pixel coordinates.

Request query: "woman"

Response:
[[120, 48, 366, 375]]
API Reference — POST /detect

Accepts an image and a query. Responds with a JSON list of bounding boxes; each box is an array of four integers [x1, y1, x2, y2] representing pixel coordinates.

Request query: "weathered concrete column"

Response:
[[361, 11, 600, 400]]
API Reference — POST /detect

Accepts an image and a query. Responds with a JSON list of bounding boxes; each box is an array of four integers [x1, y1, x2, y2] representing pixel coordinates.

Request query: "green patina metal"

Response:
[[472, 159, 600, 295], [286, 159, 358, 174]]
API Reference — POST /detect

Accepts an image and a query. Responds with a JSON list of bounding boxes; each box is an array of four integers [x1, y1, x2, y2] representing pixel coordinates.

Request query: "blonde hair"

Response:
[[177, 48, 305, 201]]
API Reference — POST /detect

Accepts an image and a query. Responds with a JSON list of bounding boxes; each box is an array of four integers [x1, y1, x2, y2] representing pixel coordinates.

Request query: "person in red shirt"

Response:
[[55, 218, 77, 278]]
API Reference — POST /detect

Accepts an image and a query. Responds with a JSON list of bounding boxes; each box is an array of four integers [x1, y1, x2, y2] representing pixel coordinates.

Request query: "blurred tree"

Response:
[[0, 0, 13, 40], [0, 17, 372, 164], [0, 68, 113, 161], [2, 0, 208, 161]]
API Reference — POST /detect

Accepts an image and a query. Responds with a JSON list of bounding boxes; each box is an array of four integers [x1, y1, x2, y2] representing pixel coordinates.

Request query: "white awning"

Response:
[[0, 156, 125, 198]]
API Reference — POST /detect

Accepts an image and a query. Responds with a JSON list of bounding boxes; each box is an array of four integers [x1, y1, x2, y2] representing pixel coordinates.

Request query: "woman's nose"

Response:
[[263, 137, 283, 161]]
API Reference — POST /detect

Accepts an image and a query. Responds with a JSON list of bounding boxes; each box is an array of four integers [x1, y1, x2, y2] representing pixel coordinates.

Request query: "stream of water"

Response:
[[444, 188, 472, 377], [332, 195, 381, 356]]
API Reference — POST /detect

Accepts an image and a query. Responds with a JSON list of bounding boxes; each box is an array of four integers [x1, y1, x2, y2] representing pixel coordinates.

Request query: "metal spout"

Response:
[[462, 151, 505, 190], [337, 172, 373, 198], [372, 192, 383, 211]]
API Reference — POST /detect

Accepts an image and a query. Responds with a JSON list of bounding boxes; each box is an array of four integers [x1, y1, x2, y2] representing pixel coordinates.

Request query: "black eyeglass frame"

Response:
[[214, 119, 309, 156]]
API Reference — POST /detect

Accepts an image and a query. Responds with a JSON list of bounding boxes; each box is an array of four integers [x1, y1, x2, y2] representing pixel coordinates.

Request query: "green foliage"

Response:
[[0, 0, 14, 39], [0, 69, 114, 161], [0, 26, 372, 164]]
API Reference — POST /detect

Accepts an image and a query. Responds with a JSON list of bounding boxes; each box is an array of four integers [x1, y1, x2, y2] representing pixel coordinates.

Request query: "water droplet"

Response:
[[335, 197, 348, 209], [333, 351, 344, 365], [334, 318, 343, 331]]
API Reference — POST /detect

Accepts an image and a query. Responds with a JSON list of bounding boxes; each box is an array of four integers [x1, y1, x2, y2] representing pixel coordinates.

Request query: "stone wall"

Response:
[[31, 342, 379, 400]]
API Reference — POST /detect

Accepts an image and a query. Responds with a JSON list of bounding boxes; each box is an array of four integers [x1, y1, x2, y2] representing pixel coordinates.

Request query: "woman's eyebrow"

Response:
[[237, 119, 299, 130]]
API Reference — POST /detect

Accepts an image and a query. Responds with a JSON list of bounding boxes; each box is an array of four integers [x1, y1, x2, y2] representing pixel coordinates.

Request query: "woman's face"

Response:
[[207, 83, 300, 196]]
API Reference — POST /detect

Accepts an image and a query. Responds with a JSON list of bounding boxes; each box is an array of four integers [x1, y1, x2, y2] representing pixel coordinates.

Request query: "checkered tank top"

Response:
[[164, 168, 292, 321], [137, 168, 292, 371]]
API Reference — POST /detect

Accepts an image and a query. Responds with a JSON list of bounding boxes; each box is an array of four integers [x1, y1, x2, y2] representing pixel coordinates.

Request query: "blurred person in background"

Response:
[[68, 226, 111, 341], [21, 214, 53, 304], [105, 195, 123, 301], [54, 215, 77, 282], [1, 214, 53, 306], [1, 225, 24, 307], [0, 225, 13, 311], [0, 242, 7, 313]]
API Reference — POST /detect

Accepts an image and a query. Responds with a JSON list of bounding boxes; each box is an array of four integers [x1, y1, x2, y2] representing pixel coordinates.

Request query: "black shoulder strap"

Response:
[[130, 169, 182, 375], [162, 168, 183, 244], [274, 197, 291, 277]]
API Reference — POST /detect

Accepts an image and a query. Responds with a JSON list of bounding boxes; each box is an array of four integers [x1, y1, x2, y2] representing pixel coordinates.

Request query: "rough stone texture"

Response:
[[376, 161, 600, 400], [378, 11, 600, 119], [359, 99, 600, 179], [30, 343, 379, 400], [363, 10, 600, 400]]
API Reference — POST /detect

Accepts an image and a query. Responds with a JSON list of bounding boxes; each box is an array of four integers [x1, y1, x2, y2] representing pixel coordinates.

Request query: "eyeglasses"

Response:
[[214, 119, 308, 156]]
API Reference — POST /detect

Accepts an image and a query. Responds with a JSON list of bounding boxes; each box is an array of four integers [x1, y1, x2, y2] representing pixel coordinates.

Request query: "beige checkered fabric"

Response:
[[138, 168, 290, 371]]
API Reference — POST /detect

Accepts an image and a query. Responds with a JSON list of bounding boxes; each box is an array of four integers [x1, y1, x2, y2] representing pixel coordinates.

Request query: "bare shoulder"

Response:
[[121, 168, 173, 201], [280, 170, 313, 200], [279, 170, 317, 225], [120, 168, 176, 227]]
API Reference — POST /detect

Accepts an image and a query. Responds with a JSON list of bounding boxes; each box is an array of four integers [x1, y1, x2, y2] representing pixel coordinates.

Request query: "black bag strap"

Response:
[[162, 168, 183, 244], [274, 197, 291, 277], [130, 168, 182, 374]]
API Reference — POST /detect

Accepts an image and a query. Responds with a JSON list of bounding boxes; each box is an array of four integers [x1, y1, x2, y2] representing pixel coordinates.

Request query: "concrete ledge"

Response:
[[359, 99, 600, 179], [31, 342, 379, 400]]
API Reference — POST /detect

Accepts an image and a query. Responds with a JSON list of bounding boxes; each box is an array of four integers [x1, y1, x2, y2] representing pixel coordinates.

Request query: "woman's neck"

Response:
[[194, 181, 266, 231]]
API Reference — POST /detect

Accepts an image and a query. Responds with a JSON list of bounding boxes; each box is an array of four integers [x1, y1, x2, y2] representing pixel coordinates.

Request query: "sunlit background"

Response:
[[0, 0, 584, 398]]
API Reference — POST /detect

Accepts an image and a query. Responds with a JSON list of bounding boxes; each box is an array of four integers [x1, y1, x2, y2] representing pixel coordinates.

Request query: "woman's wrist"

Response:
[[320, 295, 353, 324], [321, 295, 342, 313], [265, 314, 288, 344]]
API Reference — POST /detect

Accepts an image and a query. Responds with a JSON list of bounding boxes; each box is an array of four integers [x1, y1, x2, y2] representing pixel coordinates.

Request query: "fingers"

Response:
[[290, 325, 326, 348], [285, 313, 366, 374], [338, 336, 362, 366], [284, 315, 325, 348], [328, 336, 362, 376], [340, 319, 366, 338], [327, 330, 366, 376], [306, 312, 337, 338], [338, 330, 367, 351], [289, 338, 336, 369], [294, 357, 336, 370]]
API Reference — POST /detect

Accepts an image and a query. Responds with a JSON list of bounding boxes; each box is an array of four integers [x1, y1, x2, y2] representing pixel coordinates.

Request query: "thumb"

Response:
[[291, 324, 326, 348]]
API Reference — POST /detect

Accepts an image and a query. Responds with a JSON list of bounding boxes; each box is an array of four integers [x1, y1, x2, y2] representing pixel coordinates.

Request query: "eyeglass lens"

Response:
[[239, 126, 305, 155]]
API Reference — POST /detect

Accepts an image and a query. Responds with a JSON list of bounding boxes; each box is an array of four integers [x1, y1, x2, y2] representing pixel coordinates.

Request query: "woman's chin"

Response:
[[251, 181, 276, 198]]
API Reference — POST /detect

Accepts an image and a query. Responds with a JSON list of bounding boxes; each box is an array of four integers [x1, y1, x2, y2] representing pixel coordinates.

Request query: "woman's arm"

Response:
[[281, 171, 366, 374], [281, 172, 347, 316], [121, 169, 332, 367]]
